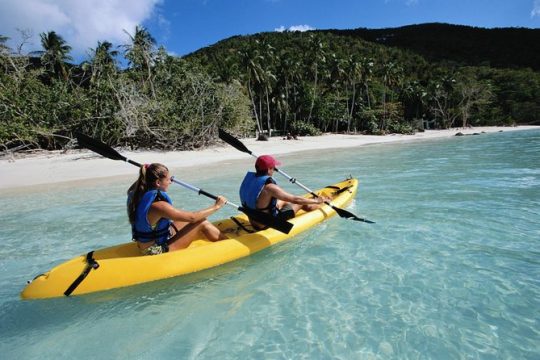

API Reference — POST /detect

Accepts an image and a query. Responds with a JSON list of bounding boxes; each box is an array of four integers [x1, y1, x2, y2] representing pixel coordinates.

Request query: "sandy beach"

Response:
[[0, 126, 537, 191]]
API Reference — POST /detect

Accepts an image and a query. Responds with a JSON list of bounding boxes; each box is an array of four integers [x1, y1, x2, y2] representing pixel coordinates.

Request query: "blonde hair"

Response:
[[127, 163, 169, 224]]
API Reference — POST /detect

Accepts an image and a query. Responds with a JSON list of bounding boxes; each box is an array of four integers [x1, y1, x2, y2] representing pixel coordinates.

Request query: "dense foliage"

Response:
[[0, 29, 252, 152], [1, 23, 539, 152]]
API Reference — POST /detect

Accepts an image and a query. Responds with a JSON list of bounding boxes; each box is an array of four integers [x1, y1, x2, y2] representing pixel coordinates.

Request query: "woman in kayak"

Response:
[[127, 163, 228, 255], [239, 155, 330, 230]]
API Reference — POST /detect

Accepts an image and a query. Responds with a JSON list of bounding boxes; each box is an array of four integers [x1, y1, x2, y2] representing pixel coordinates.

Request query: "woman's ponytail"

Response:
[[127, 163, 169, 224]]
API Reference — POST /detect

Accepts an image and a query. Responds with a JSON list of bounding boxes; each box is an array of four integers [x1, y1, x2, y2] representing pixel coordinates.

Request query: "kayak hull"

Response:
[[21, 178, 358, 299]]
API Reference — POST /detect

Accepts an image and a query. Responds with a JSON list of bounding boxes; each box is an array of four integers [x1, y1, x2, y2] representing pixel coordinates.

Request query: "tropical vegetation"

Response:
[[1, 23, 539, 153]]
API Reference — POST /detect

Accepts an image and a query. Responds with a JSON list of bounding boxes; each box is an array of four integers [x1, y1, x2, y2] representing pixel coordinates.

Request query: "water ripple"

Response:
[[1, 129, 539, 359]]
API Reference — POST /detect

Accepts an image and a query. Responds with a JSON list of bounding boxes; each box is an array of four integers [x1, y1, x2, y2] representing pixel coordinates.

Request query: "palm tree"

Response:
[[89, 41, 118, 84], [257, 39, 277, 136], [36, 31, 72, 80], [345, 55, 362, 132], [360, 57, 374, 109], [327, 53, 346, 132], [212, 52, 238, 84], [401, 80, 427, 123], [278, 53, 302, 127], [123, 26, 157, 97], [306, 35, 327, 123], [238, 45, 264, 134], [380, 61, 403, 131], [261, 67, 277, 135]]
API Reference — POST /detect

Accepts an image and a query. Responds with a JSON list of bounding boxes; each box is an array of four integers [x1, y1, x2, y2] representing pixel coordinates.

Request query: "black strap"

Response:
[[64, 251, 100, 296], [324, 185, 341, 190], [333, 185, 353, 195], [230, 217, 255, 234], [132, 226, 170, 242]]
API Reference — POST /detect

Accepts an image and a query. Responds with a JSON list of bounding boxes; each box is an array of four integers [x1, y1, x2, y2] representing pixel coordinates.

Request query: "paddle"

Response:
[[218, 128, 375, 224], [75, 133, 293, 234]]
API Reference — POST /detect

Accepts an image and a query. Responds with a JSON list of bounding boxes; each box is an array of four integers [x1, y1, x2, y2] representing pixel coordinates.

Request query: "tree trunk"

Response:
[[266, 88, 271, 137], [247, 83, 262, 133], [348, 83, 357, 133], [307, 64, 318, 122]]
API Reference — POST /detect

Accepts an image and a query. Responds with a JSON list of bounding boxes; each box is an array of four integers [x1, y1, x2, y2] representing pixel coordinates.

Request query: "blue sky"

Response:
[[1, 0, 539, 63]]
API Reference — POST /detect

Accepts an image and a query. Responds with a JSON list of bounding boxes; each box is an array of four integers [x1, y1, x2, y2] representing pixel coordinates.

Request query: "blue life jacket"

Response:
[[239, 172, 278, 216], [131, 190, 173, 245]]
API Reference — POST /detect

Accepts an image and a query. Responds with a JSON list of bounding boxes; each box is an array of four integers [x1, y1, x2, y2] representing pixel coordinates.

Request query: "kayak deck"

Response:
[[21, 178, 358, 299]]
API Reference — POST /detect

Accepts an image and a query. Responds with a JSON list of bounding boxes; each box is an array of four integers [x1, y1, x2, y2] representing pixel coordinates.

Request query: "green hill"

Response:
[[186, 24, 540, 133], [326, 23, 540, 71]]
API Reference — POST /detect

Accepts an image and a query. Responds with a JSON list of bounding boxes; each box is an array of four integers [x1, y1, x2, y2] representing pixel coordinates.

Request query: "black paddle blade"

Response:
[[332, 205, 375, 223], [218, 128, 252, 155], [239, 207, 293, 234], [75, 132, 126, 162]]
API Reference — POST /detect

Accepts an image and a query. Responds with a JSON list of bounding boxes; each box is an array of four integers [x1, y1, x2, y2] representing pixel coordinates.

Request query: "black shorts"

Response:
[[276, 204, 295, 221], [250, 204, 295, 231]]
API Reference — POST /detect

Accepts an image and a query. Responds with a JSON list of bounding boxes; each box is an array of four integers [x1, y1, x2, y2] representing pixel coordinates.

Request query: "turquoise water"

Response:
[[1, 129, 539, 359]]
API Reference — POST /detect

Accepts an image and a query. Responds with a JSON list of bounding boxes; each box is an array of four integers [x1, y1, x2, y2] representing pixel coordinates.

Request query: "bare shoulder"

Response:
[[264, 182, 291, 198], [150, 200, 174, 215], [264, 182, 281, 192], [151, 200, 172, 209]]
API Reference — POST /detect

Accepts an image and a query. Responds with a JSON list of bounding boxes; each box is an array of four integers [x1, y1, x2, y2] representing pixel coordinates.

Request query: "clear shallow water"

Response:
[[1, 129, 539, 359]]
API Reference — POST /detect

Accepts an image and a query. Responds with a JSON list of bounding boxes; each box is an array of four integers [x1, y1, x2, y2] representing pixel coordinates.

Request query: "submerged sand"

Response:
[[0, 126, 537, 191]]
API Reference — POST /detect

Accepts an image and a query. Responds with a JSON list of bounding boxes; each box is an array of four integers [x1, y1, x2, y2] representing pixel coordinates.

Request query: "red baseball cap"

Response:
[[255, 155, 281, 171]]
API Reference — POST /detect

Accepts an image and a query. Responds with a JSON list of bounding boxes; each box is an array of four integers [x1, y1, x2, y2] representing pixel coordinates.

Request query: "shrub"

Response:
[[289, 120, 322, 136]]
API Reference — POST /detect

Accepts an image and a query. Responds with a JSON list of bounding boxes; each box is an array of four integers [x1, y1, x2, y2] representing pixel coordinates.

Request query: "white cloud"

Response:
[[275, 24, 315, 32], [532, 0, 540, 17], [0, 0, 161, 59]]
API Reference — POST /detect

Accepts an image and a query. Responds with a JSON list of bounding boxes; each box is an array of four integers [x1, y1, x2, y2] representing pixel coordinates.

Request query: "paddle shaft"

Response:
[[116, 158, 232, 205], [122, 158, 245, 210], [171, 177, 245, 209]]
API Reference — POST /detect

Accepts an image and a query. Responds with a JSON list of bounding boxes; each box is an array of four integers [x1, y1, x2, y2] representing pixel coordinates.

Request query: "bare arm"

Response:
[[264, 184, 324, 205], [149, 196, 227, 224]]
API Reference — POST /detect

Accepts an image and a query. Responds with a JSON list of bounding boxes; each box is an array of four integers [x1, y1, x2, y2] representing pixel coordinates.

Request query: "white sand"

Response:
[[0, 126, 537, 190]]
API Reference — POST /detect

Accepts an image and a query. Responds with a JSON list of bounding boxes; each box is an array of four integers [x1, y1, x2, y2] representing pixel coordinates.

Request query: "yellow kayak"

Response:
[[21, 178, 358, 299]]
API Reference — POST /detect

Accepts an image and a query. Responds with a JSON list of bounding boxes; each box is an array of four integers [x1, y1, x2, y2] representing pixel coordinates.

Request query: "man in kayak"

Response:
[[128, 163, 229, 255], [239, 155, 329, 230]]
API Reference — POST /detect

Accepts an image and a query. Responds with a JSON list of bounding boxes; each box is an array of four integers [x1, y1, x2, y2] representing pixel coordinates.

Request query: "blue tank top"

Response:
[[131, 190, 173, 245], [239, 172, 278, 216]]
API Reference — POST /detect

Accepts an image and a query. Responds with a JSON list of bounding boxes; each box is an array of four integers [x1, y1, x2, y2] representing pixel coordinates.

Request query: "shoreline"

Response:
[[1, 126, 537, 191]]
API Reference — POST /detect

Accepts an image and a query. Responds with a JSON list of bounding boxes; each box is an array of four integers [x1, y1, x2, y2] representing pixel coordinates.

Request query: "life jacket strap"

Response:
[[132, 227, 171, 244]]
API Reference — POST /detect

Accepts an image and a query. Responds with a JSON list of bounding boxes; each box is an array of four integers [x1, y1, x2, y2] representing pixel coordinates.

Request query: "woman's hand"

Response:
[[215, 195, 227, 209]]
